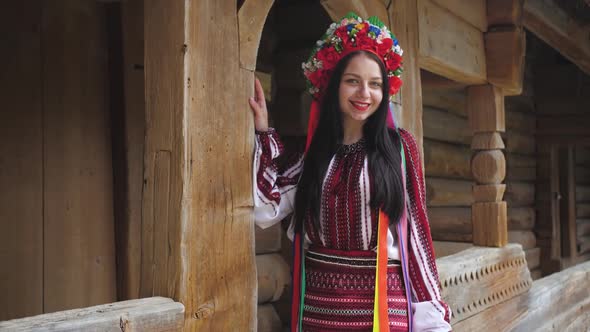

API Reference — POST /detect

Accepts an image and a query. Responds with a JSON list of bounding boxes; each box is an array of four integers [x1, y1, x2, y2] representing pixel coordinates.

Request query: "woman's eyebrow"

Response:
[[342, 73, 382, 80]]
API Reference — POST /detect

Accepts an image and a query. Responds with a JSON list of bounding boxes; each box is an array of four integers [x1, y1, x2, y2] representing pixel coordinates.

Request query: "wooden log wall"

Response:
[[575, 147, 590, 260], [421, 72, 474, 248], [0, 0, 117, 320]]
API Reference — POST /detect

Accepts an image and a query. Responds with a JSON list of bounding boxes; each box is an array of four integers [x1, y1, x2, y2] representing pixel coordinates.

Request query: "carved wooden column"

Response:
[[469, 85, 508, 247]]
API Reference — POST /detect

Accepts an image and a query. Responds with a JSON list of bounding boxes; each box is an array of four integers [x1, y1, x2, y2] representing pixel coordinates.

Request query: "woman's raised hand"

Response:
[[249, 78, 269, 132]]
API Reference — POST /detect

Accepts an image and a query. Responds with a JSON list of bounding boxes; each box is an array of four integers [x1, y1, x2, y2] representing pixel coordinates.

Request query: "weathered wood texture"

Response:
[[0, 297, 184, 332], [119, 0, 145, 301], [255, 224, 282, 254], [472, 150, 506, 184], [508, 230, 537, 250], [434, 241, 474, 258], [390, 0, 424, 157], [142, 0, 266, 330], [257, 304, 282, 332], [487, 0, 524, 26], [431, 0, 487, 31], [238, 0, 274, 71], [417, 0, 487, 84], [471, 132, 505, 150], [505, 182, 535, 207], [473, 202, 508, 246], [423, 140, 471, 179], [506, 153, 536, 182], [523, 0, 590, 75], [525, 247, 541, 270], [43, 0, 117, 312], [468, 85, 505, 133], [429, 207, 472, 242], [485, 26, 526, 95], [257, 254, 291, 304], [453, 261, 590, 331], [437, 244, 532, 324], [508, 207, 535, 230], [423, 107, 471, 145], [421, 85, 467, 118], [426, 178, 474, 207], [0, 0, 43, 320]]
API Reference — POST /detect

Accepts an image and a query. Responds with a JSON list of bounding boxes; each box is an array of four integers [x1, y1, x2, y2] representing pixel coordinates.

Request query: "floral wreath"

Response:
[[302, 12, 404, 101]]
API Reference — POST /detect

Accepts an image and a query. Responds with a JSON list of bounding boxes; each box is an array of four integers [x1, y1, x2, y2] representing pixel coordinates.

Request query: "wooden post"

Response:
[[142, 0, 273, 330], [468, 85, 508, 247]]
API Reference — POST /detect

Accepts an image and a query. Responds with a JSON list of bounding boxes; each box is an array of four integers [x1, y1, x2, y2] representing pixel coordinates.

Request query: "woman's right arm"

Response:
[[250, 78, 303, 229]]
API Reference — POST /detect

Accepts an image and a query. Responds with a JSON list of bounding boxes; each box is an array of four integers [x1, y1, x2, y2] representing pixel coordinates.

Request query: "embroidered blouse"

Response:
[[253, 128, 452, 332]]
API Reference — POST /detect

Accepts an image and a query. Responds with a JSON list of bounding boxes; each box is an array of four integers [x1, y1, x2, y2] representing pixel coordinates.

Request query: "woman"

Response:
[[250, 13, 451, 332]]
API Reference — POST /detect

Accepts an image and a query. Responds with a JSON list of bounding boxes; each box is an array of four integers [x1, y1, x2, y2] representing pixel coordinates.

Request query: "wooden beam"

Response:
[[473, 202, 508, 246], [426, 178, 474, 207], [523, 0, 590, 75], [424, 140, 472, 179], [417, 0, 487, 85], [0, 0, 43, 320], [437, 244, 532, 324], [429, 207, 472, 242], [143, 1, 258, 330], [423, 107, 471, 145], [453, 261, 590, 331], [0, 297, 184, 331], [485, 26, 526, 95], [390, 0, 425, 160], [487, 0, 524, 26], [431, 0, 487, 31], [238, 0, 275, 71], [468, 85, 505, 134], [320, 0, 389, 24]]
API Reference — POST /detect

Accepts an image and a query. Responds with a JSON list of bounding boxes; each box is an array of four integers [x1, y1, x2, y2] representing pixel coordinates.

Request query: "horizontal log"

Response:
[[423, 140, 471, 180], [257, 304, 282, 332], [453, 261, 590, 331], [579, 241, 590, 255], [576, 166, 590, 185], [421, 88, 468, 118], [257, 254, 291, 304], [577, 203, 590, 218], [426, 178, 474, 207], [508, 207, 535, 230], [0, 297, 184, 331], [529, 268, 542, 281], [423, 107, 471, 145], [255, 223, 282, 255], [417, 0, 487, 84], [576, 185, 590, 202], [503, 131, 535, 155], [505, 182, 535, 207], [433, 241, 473, 258], [525, 247, 540, 270], [437, 244, 532, 324], [508, 230, 536, 250], [506, 109, 536, 134], [506, 154, 536, 182], [421, 69, 469, 93], [429, 207, 472, 241]]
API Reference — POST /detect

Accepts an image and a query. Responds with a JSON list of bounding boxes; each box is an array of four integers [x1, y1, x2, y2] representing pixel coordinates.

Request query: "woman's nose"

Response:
[[357, 83, 370, 98]]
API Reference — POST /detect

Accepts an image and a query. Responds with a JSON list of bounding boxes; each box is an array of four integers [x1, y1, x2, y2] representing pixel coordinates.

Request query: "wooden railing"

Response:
[[0, 297, 184, 331]]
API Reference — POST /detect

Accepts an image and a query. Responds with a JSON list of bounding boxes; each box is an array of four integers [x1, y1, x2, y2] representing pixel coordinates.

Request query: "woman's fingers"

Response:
[[254, 78, 267, 108]]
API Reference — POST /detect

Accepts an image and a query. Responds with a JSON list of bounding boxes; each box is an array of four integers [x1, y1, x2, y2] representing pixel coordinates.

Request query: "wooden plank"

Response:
[[505, 182, 535, 207], [437, 244, 532, 324], [431, 0, 487, 31], [508, 230, 537, 250], [421, 85, 467, 118], [257, 254, 291, 304], [525, 247, 541, 270], [523, 0, 590, 75], [453, 261, 590, 331], [257, 304, 282, 332], [473, 201, 508, 247], [506, 110, 536, 134], [468, 84, 505, 133], [43, 0, 117, 312], [423, 140, 471, 179], [426, 178, 474, 207], [423, 107, 471, 145], [429, 207, 472, 242], [321, 0, 389, 24], [238, 0, 274, 71], [0, 0, 43, 320], [417, 0, 487, 84], [390, 0, 425, 161], [508, 207, 535, 230], [433, 241, 474, 258], [0, 297, 184, 332], [485, 26, 526, 95], [119, 0, 145, 301], [487, 0, 524, 26]]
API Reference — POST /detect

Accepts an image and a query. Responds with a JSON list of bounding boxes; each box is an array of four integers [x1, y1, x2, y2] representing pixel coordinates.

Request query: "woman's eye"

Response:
[[370, 82, 382, 87], [346, 79, 359, 84]]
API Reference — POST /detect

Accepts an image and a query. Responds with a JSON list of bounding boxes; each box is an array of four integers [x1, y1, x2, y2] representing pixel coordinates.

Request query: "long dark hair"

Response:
[[294, 51, 404, 233]]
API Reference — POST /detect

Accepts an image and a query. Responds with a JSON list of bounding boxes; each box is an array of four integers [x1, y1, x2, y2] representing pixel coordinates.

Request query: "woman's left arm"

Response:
[[399, 129, 452, 332]]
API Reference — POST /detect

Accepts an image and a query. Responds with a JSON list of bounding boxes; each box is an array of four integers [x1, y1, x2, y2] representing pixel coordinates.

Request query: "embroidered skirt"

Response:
[[302, 247, 409, 331]]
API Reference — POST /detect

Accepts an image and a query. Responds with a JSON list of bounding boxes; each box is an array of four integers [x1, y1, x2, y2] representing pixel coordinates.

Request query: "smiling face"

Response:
[[338, 53, 384, 127]]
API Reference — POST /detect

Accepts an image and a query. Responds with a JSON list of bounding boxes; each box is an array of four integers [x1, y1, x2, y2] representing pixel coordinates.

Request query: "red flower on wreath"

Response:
[[389, 76, 403, 96], [385, 52, 402, 71], [316, 46, 340, 69]]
